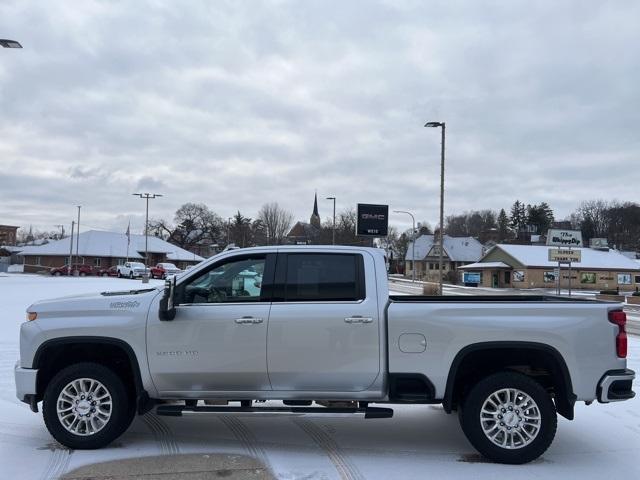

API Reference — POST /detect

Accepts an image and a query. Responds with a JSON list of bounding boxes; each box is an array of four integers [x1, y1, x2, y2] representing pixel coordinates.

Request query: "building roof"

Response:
[[487, 244, 640, 270], [459, 261, 511, 270], [406, 235, 484, 262], [17, 230, 204, 262]]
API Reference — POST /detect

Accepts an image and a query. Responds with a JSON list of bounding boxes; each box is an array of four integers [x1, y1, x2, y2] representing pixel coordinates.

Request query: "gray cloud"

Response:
[[1, 0, 639, 234]]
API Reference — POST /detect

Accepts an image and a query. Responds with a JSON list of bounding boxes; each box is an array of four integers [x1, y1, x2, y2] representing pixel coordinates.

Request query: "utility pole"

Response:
[[133, 193, 163, 279], [326, 197, 336, 244], [75, 206, 81, 274], [425, 121, 446, 295], [394, 210, 416, 283], [68, 221, 75, 276], [227, 217, 233, 245]]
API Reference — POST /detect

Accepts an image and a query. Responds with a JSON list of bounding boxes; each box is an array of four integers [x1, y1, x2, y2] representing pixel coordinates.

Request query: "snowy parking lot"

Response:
[[1, 274, 639, 479]]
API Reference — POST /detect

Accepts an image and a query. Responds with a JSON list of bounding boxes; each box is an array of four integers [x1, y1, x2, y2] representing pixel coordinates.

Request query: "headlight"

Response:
[[27, 312, 37, 321]]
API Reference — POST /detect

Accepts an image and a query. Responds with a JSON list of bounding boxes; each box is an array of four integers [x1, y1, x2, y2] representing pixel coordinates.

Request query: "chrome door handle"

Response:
[[344, 316, 373, 324], [235, 316, 263, 324]]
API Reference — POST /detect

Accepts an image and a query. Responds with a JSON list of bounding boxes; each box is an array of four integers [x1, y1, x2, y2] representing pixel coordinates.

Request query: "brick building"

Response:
[[459, 244, 640, 291], [0, 225, 19, 246], [18, 230, 204, 273]]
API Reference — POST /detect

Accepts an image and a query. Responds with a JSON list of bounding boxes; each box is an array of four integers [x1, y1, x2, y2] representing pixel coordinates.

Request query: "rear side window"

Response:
[[284, 253, 365, 301]]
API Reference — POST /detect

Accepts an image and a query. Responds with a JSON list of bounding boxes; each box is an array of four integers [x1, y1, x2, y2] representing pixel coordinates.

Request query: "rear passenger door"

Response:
[[267, 251, 381, 392]]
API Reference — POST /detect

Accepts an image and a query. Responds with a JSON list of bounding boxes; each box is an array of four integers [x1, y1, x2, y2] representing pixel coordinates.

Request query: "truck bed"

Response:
[[389, 295, 610, 303]]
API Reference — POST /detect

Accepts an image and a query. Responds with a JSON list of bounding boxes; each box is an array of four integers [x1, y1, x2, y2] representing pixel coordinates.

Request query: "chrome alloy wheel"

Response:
[[480, 388, 541, 449], [56, 378, 112, 436]]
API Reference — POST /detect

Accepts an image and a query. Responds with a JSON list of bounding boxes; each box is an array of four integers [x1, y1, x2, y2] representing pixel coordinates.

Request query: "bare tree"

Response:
[[257, 202, 294, 245]]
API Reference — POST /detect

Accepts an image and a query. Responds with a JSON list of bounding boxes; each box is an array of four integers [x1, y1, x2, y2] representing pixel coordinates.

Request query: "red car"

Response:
[[150, 262, 182, 279], [96, 265, 118, 277], [50, 264, 94, 276]]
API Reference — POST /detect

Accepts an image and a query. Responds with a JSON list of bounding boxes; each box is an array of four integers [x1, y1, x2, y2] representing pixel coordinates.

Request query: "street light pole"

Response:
[[68, 221, 75, 276], [75, 206, 81, 274], [326, 197, 336, 245], [132, 193, 163, 276], [394, 210, 416, 283], [0, 39, 23, 48], [425, 121, 446, 295]]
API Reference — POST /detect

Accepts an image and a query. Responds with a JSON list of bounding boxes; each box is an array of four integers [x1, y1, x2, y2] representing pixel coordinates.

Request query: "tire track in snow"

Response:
[[142, 413, 180, 455], [39, 444, 72, 480], [292, 418, 364, 480], [218, 416, 272, 471]]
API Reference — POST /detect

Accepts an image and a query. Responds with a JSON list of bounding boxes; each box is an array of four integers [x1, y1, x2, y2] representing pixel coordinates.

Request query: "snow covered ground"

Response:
[[1, 274, 639, 479]]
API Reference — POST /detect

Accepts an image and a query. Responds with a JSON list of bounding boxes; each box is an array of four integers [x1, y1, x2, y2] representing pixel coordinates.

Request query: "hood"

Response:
[[28, 287, 162, 318]]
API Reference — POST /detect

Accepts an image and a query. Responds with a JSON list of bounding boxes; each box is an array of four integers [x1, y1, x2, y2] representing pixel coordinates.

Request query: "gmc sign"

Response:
[[356, 203, 389, 237]]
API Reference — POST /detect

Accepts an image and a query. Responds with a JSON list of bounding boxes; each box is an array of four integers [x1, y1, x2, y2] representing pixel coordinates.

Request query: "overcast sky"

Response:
[[1, 0, 639, 235]]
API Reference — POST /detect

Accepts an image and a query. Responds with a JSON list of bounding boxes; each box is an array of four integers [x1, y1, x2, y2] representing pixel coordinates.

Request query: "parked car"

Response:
[[150, 263, 181, 279], [49, 264, 94, 277], [116, 262, 148, 279], [96, 266, 118, 277], [17, 246, 635, 464]]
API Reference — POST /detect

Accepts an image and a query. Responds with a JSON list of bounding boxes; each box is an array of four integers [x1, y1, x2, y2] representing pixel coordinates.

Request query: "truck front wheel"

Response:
[[42, 362, 133, 449], [459, 371, 557, 464]]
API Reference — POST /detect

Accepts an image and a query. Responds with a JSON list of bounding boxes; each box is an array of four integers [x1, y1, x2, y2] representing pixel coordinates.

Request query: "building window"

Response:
[[65, 257, 70, 265], [94, 258, 101, 267], [35, 256, 41, 266], [117, 258, 126, 266], [504, 271, 511, 284]]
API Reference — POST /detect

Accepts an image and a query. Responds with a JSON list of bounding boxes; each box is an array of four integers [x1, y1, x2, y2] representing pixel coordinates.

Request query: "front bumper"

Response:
[[597, 369, 635, 403], [14, 362, 38, 403]]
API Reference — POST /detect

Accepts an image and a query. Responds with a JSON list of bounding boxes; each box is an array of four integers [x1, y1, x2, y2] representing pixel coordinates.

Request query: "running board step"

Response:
[[155, 405, 393, 419]]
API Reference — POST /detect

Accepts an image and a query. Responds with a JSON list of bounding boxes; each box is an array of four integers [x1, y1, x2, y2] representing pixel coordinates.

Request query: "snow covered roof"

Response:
[[406, 235, 483, 262], [459, 261, 511, 270], [17, 230, 204, 262], [488, 244, 640, 270]]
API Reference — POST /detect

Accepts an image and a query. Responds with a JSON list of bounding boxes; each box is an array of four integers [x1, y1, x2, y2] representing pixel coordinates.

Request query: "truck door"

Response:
[[147, 253, 274, 394], [267, 252, 381, 392]]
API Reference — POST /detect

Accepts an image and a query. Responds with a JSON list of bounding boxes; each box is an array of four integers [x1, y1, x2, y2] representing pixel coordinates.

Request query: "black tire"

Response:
[[42, 362, 134, 449], [129, 272, 134, 279], [459, 371, 557, 464], [117, 271, 122, 278]]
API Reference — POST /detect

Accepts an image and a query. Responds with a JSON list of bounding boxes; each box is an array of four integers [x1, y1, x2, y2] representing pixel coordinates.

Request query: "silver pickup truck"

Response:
[[15, 246, 635, 464]]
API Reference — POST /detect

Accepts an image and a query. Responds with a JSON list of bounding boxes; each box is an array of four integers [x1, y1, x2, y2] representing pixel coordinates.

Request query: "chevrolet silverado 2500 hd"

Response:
[[15, 246, 635, 464]]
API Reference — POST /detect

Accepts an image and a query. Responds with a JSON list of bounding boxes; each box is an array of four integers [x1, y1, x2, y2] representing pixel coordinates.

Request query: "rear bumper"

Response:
[[597, 369, 635, 403], [15, 362, 38, 403]]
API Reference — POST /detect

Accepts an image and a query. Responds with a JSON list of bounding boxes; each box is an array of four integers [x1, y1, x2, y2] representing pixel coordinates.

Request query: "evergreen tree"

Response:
[[497, 208, 510, 240], [509, 200, 526, 232]]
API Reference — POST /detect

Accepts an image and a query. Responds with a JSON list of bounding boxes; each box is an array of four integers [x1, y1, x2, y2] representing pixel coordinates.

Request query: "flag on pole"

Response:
[[126, 222, 131, 246]]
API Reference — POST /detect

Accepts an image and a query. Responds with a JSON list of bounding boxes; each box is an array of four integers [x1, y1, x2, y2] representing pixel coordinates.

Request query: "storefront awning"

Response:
[[459, 261, 511, 270]]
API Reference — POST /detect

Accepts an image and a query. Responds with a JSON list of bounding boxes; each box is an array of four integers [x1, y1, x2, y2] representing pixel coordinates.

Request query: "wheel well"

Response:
[[444, 343, 576, 420], [34, 340, 141, 407]]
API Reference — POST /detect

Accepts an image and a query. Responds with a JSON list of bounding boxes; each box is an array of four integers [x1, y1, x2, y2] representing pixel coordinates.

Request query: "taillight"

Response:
[[608, 310, 627, 358]]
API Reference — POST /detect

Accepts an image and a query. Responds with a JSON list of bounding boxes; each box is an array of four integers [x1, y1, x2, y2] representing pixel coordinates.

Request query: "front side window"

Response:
[[181, 256, 266, 304], [284, 253, 363, 302]]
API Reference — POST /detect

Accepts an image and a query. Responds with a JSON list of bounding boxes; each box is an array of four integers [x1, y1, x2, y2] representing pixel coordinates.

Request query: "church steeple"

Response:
[[310, 192, 321, 228]]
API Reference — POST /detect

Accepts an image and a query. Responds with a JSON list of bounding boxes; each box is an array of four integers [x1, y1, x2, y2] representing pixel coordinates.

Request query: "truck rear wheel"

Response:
[[459, 371, 557, 464], [43, 362, 133, 449]]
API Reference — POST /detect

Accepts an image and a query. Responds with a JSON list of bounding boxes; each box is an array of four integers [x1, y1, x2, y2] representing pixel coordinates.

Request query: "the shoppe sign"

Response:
[[356, 204, 389, 236], [546, 229, 583, 248]]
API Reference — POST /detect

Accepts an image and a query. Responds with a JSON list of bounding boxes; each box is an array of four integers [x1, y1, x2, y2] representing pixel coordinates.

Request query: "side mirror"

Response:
[[159, 276, 177, 321]]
